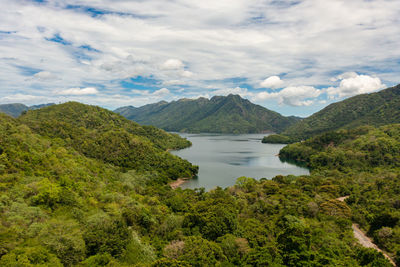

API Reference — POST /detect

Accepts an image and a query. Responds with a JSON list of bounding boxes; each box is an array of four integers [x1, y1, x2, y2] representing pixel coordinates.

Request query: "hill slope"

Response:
[[0, 103, 54, 117], [115, 94, 301, 134], [265, 84, 400, 142], [0, 110, 396, 266], [19, 102, 197, 179]]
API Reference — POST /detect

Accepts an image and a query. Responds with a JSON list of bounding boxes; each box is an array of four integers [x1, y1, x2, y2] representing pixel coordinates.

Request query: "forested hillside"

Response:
[[264, 84, 400, 143], [115, 94, 301, 134], [0, 102, 397, 266], [279, 124, 400, 265], [19, 102, 197, 179]]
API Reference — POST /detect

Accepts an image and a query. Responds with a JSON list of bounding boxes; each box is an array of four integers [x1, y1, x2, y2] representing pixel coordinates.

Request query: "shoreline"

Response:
[[169, 178, 190, 189]]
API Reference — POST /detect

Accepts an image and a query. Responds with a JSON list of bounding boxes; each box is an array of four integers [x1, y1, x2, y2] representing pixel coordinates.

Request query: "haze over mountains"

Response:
[[0, 103, 54, 117], [115, 94, 301, 134]]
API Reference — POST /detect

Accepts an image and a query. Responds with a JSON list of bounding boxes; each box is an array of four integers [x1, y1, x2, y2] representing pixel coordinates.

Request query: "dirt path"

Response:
[[336, 196, 396, 266], [169, 178, 189, 189]]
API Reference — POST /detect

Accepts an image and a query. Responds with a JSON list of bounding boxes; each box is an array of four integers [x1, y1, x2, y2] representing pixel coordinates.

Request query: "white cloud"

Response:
[[163, 80, 185, 86], [327, 73, 385, 98], [0, 0, 398, 113], [161, 59, 184, 70], [259, 76, 283, 89], [32, 71, 59, 81], [152, 88, 170, 96], [254, 86, 321, 106], [0, 93, 42, 102], [181, 70, 194, 77], [131, 89, 150, 95], [213, 87, 250, 98], [57, 87, 99, 95]]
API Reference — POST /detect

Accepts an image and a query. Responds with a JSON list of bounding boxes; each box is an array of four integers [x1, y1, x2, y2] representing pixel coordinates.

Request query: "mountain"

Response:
[[19, 102, 197, 179], [0, 103, 54, 117], [0, 103, 29, 117], [115, 94, 301, 134], [264, 84, 400, 143]]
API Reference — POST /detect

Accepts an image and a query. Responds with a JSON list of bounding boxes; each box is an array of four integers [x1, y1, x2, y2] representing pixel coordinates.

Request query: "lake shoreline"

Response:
[[169, 178, 190, 189]]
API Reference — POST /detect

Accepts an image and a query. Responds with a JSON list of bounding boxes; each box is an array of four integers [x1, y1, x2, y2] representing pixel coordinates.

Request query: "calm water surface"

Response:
[[171, 133, 309, 190]]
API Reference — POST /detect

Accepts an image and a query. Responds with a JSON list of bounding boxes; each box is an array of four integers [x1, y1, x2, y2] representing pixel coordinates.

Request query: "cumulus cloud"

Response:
[[0, 93, 43, 102], [163, 80, 185, 86], [152, 88, 170, 96], [57, 87, 99, 95], [213, 87, 250, 98], [33, 71, 59, 81], [0, 0, 399, 113], [161, 59, 184, 70], [327, 73, 385, 98], [254, 86, 321, 106], [259, 76, 283, 89], [181, 70, 194, 78], [131, 89, 150, 95]]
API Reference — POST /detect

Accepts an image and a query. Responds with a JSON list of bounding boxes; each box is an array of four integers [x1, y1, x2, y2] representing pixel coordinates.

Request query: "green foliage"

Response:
[[0, 103, 398, 266], [79, 253, 117, 267], [280, 124, 400, 171], [19, 102, 197, 179], [38, 219, 86, 266], [121, 232, 156, 265], [176, 236, 226, 266], [262, 134, 294, 144], [115, 94, 301, 134], [0, 246, 62, 267], [83, 213, 131, 257]]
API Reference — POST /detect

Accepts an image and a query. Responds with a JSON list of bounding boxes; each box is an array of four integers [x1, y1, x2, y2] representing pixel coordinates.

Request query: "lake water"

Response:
[[171, 133, 309, 190]]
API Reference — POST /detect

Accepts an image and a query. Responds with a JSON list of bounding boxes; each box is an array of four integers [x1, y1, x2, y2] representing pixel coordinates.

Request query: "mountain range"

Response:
[[115, 94, 301, 134], [0, 103, 54, 117]]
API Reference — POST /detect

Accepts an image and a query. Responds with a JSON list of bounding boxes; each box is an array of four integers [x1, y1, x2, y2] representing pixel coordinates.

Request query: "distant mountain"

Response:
[[270, 84, 400, 142], [115, 95, 301, 134], [0, 103, 54, 117], [0, 103, 28, 117]]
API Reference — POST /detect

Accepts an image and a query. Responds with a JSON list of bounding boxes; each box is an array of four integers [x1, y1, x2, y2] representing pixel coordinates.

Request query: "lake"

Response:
[[171, 133, 309, 190]]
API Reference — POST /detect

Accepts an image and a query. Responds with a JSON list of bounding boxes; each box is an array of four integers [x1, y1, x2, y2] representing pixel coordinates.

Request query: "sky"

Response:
[[0, 0, 399, 116]]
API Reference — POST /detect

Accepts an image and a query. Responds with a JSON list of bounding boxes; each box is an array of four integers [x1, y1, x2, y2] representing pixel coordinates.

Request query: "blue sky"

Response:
[[0, 0, 399, 116]]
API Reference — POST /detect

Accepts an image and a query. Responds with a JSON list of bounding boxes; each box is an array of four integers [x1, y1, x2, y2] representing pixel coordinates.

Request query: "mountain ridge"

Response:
[[115, 94, 301, 134]]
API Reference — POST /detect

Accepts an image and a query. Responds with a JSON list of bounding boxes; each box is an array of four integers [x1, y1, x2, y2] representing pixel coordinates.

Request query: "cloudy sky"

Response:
[[0, 0, 399, 116]]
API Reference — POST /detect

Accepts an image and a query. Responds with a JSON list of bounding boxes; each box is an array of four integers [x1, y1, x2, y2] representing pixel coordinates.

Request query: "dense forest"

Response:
[[0, 102, 398, 266], [264, 84, 400, 143], [115, 94, 300, 134]]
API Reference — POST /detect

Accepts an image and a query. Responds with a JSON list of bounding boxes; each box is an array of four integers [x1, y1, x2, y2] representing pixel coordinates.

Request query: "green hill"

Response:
[[264, 84, 400, 143], [0, 109, 396, 266], [19, 102, 197, 179], [0, 103, 54, 117], [115, 94, 301, 134]]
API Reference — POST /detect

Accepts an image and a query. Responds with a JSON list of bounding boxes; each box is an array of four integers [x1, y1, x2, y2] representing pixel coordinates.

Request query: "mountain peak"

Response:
[[116, 95, 300, 134]]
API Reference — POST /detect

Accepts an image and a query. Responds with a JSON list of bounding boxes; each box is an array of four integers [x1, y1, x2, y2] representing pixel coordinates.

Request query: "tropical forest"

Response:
[[1, 95, 400, 266]]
